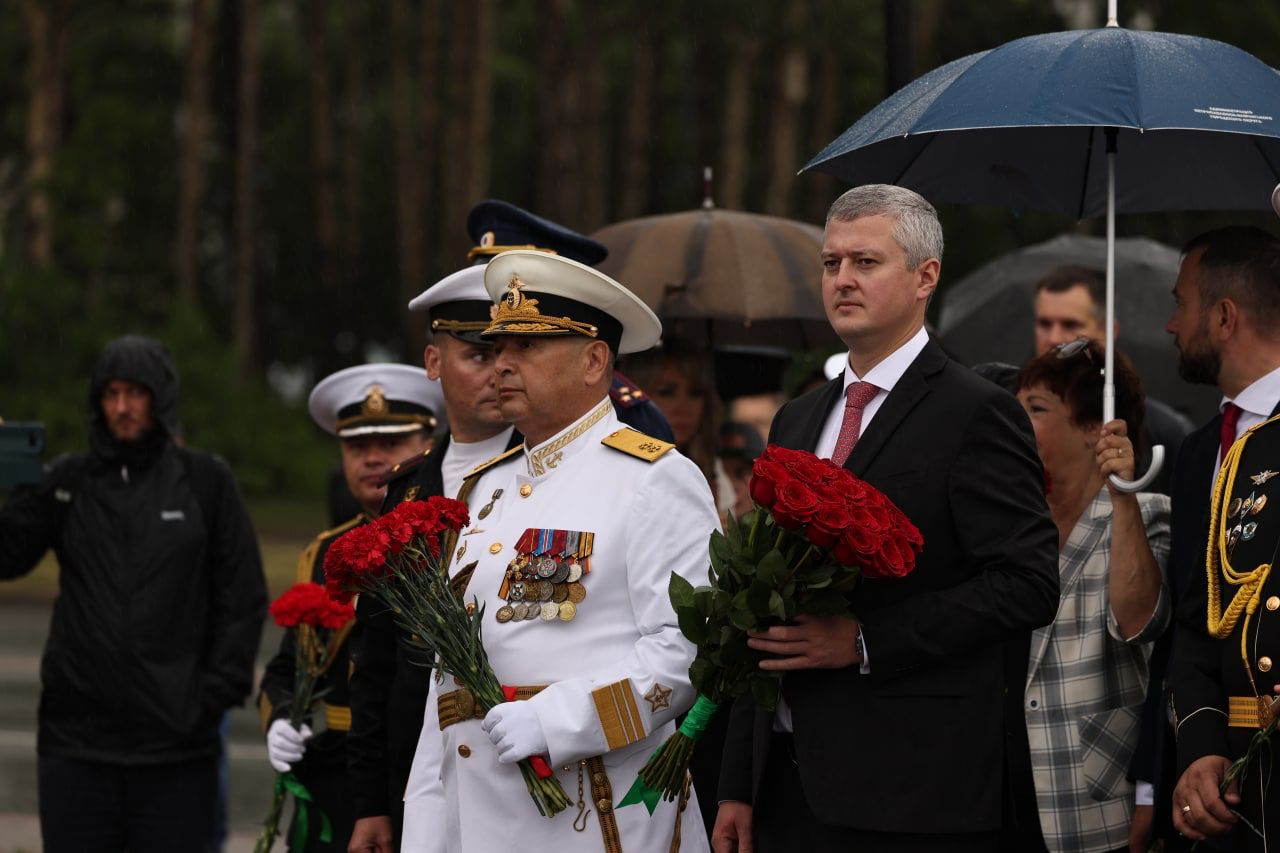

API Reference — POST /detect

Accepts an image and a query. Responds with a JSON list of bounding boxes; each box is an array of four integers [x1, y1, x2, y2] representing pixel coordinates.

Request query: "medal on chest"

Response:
[[494, 528, 593, 624]]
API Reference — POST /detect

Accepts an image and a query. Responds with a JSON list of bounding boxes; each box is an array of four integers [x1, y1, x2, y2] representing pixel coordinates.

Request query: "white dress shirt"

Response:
[[441, 426, 515, 500]]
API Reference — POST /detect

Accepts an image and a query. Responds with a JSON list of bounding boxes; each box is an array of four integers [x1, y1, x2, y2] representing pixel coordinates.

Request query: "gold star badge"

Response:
[[644, 683, 672, 714]]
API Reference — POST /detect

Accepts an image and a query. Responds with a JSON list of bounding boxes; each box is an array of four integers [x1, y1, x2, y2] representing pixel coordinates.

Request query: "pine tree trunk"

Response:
[[762, 0, 809, 216], [535, 0, 575, 224], [441, 1, 475, 259], [465, 0, 495, 207], [418, 0, 442, 278], [390, 0, 426, 357], [577, 6, 607, 230], [717, 36, 757, 212], [616, 31, 655, 219], [23, 0, 66, 270], [233, 0, 261, 373], [807, 49, 839, 221], [304, 0, 341, 308], [175, 0, 215, 303], [339, 2, 367, 308]]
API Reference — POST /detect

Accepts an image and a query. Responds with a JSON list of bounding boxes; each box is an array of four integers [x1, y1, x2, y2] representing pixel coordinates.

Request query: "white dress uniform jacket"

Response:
[[402, 398, 717, 853]]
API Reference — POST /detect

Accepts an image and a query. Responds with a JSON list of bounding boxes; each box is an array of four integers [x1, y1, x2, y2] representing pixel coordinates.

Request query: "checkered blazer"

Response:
[[1025, 489, 1171, 853]]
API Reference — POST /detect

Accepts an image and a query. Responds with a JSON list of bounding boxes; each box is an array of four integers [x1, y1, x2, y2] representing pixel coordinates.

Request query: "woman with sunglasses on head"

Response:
[[1012, 338, 1171, 853]]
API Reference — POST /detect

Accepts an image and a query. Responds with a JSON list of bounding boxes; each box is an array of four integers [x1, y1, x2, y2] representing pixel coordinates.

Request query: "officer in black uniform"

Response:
[[259, 364, 441, 852], [1170, 414, 1280, 851]]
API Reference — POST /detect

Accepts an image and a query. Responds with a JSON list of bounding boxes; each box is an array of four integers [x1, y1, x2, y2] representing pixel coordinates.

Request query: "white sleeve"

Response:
[[400, 675, 447, 853], [527, 456, 720, 765]]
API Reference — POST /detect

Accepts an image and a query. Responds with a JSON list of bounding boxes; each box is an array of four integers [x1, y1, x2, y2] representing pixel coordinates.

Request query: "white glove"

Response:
[[481, 702, 547, 765], [266, 719, 312, 773]]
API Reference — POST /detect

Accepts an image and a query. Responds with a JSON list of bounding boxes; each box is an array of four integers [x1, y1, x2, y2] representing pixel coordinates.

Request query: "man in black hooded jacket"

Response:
[[0, 335, 267, 853]]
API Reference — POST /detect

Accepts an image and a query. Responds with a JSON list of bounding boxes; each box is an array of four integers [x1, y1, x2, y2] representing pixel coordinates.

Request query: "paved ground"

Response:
[[0, 601, 287, 853]]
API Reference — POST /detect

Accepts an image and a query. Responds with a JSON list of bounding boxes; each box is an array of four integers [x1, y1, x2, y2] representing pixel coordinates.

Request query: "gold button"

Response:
[[465, 602, 476, 616], [458, 745, 471, 758], [1268, 596, 1280, 611], [596, 798, 612, 813], [1259, 656, 1273, 672], [489, 543, 502, 554], [519, 484, 533, 497]]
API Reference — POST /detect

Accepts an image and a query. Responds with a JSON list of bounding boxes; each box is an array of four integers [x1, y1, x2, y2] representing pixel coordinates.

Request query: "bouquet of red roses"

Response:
[[255, 583, 355, 853], [620, 444, 923, 812], [322, 496, 571, 818]]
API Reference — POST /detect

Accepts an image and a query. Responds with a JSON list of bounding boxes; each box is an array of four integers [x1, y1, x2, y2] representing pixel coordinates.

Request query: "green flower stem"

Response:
[[747, 508, 763, 551], [781, 544, 817, 589]]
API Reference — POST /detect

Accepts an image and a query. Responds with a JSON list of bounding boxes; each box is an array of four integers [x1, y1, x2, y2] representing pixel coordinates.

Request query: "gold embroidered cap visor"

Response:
[[407, 266, 493, 344], [481, 250, 662, 355], [308, 363, 445, 438]]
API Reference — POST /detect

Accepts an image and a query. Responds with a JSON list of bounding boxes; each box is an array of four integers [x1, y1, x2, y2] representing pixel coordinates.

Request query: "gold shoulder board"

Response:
[[463, 444, 523, 480], [601, 428, 674, 462]]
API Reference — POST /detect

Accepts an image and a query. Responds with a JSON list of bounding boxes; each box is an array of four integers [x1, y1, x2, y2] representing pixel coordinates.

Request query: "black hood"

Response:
[[88, 335, 179, 464]]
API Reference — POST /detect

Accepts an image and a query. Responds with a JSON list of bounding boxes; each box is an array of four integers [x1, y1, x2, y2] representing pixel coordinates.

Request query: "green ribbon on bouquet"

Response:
[[619, 694, 720, 814], [274, 771, 333, 850]]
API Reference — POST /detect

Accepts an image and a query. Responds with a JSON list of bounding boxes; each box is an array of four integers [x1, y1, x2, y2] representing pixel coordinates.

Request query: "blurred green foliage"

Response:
[[0, 258, 332, 496], [2, 0, 1280, 500]]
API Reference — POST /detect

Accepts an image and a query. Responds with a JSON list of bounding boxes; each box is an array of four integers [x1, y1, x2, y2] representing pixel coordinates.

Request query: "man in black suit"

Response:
[[711, 184, 1060, 853], [1165, 227, 1280, 851]]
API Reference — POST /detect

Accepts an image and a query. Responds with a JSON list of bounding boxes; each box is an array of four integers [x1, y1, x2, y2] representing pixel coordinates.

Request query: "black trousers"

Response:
[[755, 733, 1001, 853], [38, 753, 218, 853]]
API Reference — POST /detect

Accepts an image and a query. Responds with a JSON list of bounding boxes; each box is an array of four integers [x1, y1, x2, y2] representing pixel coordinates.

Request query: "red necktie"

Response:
[[832, 381, 880, 466], [1219, 402, 1242, 462]]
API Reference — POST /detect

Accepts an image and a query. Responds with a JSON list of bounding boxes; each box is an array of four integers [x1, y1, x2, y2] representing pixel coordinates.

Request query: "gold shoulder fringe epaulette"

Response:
[[376, 448, 433, 487], [600, 428, 674, 462]]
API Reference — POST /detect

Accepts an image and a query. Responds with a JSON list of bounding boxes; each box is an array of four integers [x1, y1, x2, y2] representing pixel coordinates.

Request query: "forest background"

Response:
[[4, 0, 1280, 499]]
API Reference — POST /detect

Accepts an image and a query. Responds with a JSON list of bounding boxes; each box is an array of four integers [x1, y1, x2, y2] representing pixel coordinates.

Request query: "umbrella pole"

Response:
[[1105, 128, 1164, 492]]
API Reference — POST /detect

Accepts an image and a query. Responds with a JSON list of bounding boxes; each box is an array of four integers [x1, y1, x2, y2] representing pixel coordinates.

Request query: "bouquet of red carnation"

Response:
[[322, 496, 571, 818], [255, 583, 355, 853], [621, 444, 923, 812]]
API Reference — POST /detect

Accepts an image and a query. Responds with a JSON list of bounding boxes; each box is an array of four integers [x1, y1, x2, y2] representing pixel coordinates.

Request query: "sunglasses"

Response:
[[1051, 337, 1105, 376], [1052, 337, 1093, 361]]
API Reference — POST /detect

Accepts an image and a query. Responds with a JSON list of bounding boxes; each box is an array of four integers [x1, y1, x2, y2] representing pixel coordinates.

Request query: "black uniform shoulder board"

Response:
[[376, 447, 433, 487], [610, 371, 650, 409], [600, 428, 675, 462]]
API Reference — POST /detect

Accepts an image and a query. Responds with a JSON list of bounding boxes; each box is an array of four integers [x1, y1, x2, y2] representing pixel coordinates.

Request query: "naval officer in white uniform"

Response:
[[401, 250, 718, 852]]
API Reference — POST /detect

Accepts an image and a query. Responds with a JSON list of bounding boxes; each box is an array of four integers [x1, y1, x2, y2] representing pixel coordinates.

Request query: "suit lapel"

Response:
[[846, 341, 945, 476], [790, 377, 844, 453]]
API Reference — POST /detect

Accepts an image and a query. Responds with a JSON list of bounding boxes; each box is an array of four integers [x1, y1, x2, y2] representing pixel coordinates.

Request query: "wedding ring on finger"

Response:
[[1182, 804, 1192, 814]]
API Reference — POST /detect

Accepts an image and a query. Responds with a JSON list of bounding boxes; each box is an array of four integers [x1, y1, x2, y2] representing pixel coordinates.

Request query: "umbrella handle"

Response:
[[1107, 444, 1164, 493]]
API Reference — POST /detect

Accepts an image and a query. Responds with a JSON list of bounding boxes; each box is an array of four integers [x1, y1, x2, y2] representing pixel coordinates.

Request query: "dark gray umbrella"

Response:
[[935, 233, 1219, 423]]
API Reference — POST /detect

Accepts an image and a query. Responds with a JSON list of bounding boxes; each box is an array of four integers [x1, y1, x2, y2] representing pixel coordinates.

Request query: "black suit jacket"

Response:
[[718, 339, 1060, 833]]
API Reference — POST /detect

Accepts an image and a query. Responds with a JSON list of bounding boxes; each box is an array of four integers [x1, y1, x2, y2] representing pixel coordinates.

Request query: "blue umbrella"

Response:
[[805, 17, 1280, 491]]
